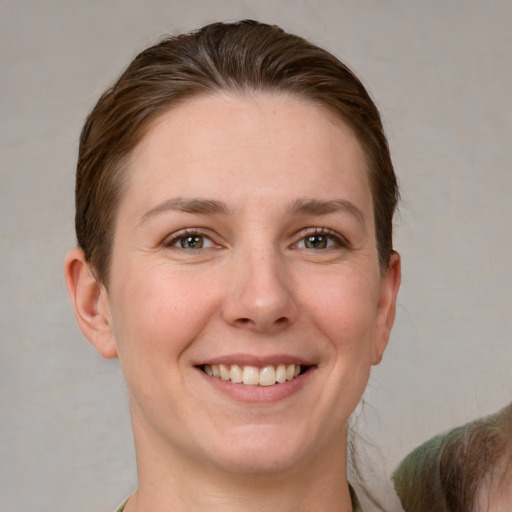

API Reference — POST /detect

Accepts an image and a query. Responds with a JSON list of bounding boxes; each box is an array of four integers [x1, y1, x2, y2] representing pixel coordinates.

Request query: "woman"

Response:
[[64, 20, 401, 512]]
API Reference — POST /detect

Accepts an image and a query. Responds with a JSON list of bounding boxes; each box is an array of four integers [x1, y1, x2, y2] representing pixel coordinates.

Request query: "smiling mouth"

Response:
[[200, 364, 309, 386]]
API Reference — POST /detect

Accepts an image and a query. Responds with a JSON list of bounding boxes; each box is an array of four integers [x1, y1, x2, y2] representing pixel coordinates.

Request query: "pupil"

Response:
[[306, 235, 327, 249], [181, 235, 203, 249]]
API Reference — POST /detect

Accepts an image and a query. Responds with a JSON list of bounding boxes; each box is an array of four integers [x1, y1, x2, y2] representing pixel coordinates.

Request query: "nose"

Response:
[[222, 247, 299, 333]]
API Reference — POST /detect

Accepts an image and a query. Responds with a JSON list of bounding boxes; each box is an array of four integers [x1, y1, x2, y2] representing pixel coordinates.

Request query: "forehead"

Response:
[[123, 92, 372, 216]]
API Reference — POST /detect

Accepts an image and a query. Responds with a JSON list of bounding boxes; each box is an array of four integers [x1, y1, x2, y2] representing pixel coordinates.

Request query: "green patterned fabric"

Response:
[[115, 484, 362, 511]]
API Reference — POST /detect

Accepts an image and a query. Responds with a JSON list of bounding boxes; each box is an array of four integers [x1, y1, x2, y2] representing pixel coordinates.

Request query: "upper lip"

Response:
[[195, 354, 315, 367]]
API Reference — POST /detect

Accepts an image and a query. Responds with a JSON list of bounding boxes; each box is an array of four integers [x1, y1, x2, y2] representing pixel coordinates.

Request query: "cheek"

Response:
[[296, 270, 380, 432], [107, 265, 223, 421], [108, 263, 220, 366], [302, 268, 380, 356]]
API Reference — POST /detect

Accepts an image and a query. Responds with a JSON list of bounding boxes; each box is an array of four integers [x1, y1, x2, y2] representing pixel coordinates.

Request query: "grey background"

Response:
[[1, 1, 511, 511]]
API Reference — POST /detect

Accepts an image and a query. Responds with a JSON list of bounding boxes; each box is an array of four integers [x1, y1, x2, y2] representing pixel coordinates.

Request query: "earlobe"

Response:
[[63, 248, 118, 359], [372, 251, 401, 365]]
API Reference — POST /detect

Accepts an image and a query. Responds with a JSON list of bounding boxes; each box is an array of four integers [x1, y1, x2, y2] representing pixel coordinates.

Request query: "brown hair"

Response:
[[393, 402, 512, 512], [76, 19, 399, 284]]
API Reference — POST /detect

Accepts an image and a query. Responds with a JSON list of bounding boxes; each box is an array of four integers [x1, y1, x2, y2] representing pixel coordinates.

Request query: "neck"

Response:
[[125, 415, 354, 512]]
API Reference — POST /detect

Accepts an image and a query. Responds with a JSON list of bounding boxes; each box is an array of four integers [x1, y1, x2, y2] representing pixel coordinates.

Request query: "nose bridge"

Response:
[[223, 241, 298, 332]]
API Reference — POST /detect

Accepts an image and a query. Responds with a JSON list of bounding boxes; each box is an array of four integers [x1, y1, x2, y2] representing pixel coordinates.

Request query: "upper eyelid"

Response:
[[162, 228, 217, 246], [295, 227, 350, 245], [161, 226, 349, 247]]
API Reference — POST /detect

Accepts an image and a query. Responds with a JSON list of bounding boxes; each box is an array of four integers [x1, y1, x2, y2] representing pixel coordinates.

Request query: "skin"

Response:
[[65, 93, 400, 512]]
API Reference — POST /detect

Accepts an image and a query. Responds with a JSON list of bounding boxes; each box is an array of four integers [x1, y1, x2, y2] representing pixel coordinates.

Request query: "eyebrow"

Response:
[[139, 197, 230, 224], [288, 198, 366, 226], [139, 196, 366, 227]]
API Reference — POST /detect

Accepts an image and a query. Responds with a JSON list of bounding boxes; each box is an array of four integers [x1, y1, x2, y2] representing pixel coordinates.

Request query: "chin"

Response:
[[212, 450, 304, 477], [201, 424, 320, 476]]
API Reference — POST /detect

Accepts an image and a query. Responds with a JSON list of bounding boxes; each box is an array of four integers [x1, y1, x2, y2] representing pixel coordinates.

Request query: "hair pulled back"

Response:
[[76, 20, 399, 284]]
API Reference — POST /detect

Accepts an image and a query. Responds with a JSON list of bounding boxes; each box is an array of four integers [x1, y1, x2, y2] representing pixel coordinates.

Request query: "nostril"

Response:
[[233, 316, 288, 330]]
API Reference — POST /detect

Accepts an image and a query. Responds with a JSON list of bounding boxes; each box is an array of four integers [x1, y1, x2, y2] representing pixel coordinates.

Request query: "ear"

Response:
[[63, 247, 118, 359], [372, 251, 401, 365]]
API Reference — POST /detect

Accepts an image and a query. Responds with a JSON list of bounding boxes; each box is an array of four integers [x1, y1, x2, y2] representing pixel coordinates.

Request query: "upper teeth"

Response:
[[203, 364, 301, 386]]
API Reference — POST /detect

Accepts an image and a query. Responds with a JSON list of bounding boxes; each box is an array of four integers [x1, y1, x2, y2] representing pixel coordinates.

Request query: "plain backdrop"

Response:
[[1, 1, 511, 511]]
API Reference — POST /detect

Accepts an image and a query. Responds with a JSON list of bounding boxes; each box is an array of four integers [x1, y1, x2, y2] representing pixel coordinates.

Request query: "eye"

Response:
[[164, 230, 219, 250], [302, 234, 331, 249], [178, 235, 205, 249], [295, 228, 347, 250]]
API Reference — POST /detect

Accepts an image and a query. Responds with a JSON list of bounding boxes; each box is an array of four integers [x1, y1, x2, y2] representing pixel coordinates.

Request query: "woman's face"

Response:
[[98, 93, 400, 475]]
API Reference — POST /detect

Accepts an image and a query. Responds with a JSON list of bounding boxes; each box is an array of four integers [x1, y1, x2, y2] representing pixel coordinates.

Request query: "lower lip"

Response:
[[196, 367, 315, 404]]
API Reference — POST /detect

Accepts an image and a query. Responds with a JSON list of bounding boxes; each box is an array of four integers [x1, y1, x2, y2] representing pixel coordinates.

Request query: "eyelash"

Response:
[[295, 227, 349, 250], [163, 227, 349, 251], [163, 228, 218, 250]]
